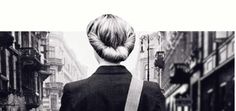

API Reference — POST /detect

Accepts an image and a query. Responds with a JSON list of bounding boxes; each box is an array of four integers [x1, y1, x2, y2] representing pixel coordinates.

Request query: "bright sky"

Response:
[[0, 0, 234, 31], [0, 0, 235, 75]]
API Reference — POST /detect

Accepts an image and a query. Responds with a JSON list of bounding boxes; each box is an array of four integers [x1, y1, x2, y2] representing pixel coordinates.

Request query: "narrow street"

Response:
[[0, 31, 234, 111]]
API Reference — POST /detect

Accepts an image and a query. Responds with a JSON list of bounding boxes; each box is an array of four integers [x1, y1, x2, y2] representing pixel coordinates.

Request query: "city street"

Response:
[[0, 31, 234, 111]]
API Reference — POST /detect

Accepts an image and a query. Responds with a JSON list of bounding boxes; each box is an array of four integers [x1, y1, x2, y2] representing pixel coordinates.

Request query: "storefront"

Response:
[[165, 84, 190, 111], [201, 58, 234, 111]]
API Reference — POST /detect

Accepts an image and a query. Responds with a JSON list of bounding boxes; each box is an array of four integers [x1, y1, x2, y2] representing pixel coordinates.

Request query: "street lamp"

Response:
[[140, 35, 150, 81], [147, 35, 150, 81], [154, 51, 165, 87]]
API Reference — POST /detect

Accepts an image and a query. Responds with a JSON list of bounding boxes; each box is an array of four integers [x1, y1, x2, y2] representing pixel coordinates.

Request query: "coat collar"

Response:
[[94, 65, 131, 75]]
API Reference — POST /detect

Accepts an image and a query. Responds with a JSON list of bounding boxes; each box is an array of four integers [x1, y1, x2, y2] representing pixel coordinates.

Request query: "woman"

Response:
[[60, 14, 166, 111]]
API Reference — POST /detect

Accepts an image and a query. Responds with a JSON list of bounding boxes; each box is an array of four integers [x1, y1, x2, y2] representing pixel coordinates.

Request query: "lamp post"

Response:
[[147, 35, 150, 81], [140, 35, 150, 81]]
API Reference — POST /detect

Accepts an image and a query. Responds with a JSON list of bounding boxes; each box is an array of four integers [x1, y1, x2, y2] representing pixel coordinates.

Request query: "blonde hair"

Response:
[[87, 14, 136, 63]]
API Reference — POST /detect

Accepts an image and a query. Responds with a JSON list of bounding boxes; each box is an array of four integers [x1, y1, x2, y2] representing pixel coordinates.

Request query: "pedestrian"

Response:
[[60, 14, 166, 111]]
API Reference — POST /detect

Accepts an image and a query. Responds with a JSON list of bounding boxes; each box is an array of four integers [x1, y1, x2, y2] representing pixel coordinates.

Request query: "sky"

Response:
[[0, 0, 234, 31], [0, 0, 235, 76]]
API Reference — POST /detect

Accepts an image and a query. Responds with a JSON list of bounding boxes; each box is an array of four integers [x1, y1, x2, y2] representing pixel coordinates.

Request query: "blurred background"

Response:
[[0, 31, 234, 111]]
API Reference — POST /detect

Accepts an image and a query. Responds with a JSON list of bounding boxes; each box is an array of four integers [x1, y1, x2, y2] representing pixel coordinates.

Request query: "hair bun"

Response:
[[87, 14, 135, 63]]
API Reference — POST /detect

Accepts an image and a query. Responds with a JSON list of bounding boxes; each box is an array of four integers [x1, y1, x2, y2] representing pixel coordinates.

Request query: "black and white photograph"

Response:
[[0, 0, 235, 111]]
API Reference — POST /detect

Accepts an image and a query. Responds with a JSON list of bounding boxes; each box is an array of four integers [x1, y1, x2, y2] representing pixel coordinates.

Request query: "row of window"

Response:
[[0, 49, 19, 92], [0, 31, 48, 95], [205, 31, 234, 56]]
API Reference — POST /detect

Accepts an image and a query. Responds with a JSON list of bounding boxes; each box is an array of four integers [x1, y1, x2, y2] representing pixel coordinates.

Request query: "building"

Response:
[[42, 32, 87, 111], [161, 32, 193, 111], [200, 31, 234, 111], [136, 31, 174, 85], [0, 31, 51, 111], [136, 32, 161, 82], [158, 31, 234, 111]]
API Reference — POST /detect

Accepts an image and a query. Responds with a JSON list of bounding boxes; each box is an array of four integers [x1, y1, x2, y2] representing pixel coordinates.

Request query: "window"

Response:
[[21, 32, 30, 47], [50, 70, 56, 82], [192, 32, 199, 50], [227, 31, 234, 37], [5, 50, 10, 89], [13, 56, 16, 90], [43, 88, 47, 97], [16, 32, 22, 48], [9, 55, 17, 90], [0, 49, 8, 92], [14, 32, 19, 48], [207, 89, 216, 111], [219, 83, 226, 111], [208, 32, 215, 55], [49, 46, 55, 58], [232, 41, 235, 52], [51, 94, 57, 110], [32, 34, 40, 51], [216, 31, 227, 38]]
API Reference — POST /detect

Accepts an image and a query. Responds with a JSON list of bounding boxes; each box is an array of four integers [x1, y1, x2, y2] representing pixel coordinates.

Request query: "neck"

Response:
[[95, 52, 121, 66], [99, 61, 120, 66]]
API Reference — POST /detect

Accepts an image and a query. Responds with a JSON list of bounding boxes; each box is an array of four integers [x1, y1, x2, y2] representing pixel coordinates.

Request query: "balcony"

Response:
[[20, 47, 42, 71], [45, 82, 63, 90], [39, 70, 52, 81], [48, 58, 64, 71], [24, 91, 40, 109], [39, 65, 52, 81], [0, 32, 14, 47]]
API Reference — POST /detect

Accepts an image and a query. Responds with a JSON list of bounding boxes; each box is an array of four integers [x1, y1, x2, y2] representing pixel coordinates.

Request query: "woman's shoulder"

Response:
[[63, 78, 90, 93], [142, 81, 164, 97]]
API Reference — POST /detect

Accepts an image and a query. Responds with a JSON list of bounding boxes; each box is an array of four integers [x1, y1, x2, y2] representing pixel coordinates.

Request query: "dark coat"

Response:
[[60, 65, 166, 111]]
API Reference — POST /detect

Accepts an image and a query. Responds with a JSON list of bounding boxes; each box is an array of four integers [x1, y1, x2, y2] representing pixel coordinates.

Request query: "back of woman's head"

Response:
[[87, 14, 136, 63]]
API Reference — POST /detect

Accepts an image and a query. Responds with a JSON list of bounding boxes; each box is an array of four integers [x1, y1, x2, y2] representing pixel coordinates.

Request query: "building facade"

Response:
[[159, 31, 234, 111], [161, 32, 193, 111], [136, 31, 175, 85], [42, 32, 87, 111], [0, 31, 51, 111], [137, 31, 234, 111], [200, 31, 234, 111], [136, 32, 161, 82]]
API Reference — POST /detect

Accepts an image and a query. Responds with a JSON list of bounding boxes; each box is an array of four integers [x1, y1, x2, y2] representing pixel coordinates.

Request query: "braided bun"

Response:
[[87, 14, 135, 63]]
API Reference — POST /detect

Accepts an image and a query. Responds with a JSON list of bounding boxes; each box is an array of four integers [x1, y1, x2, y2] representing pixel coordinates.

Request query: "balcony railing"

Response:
[[48, 58, 63, 66], [48, 58, 64, 71], [20, 47, 42, 70], [21, 47, 41, 61], [45, 82, 63, 90]]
